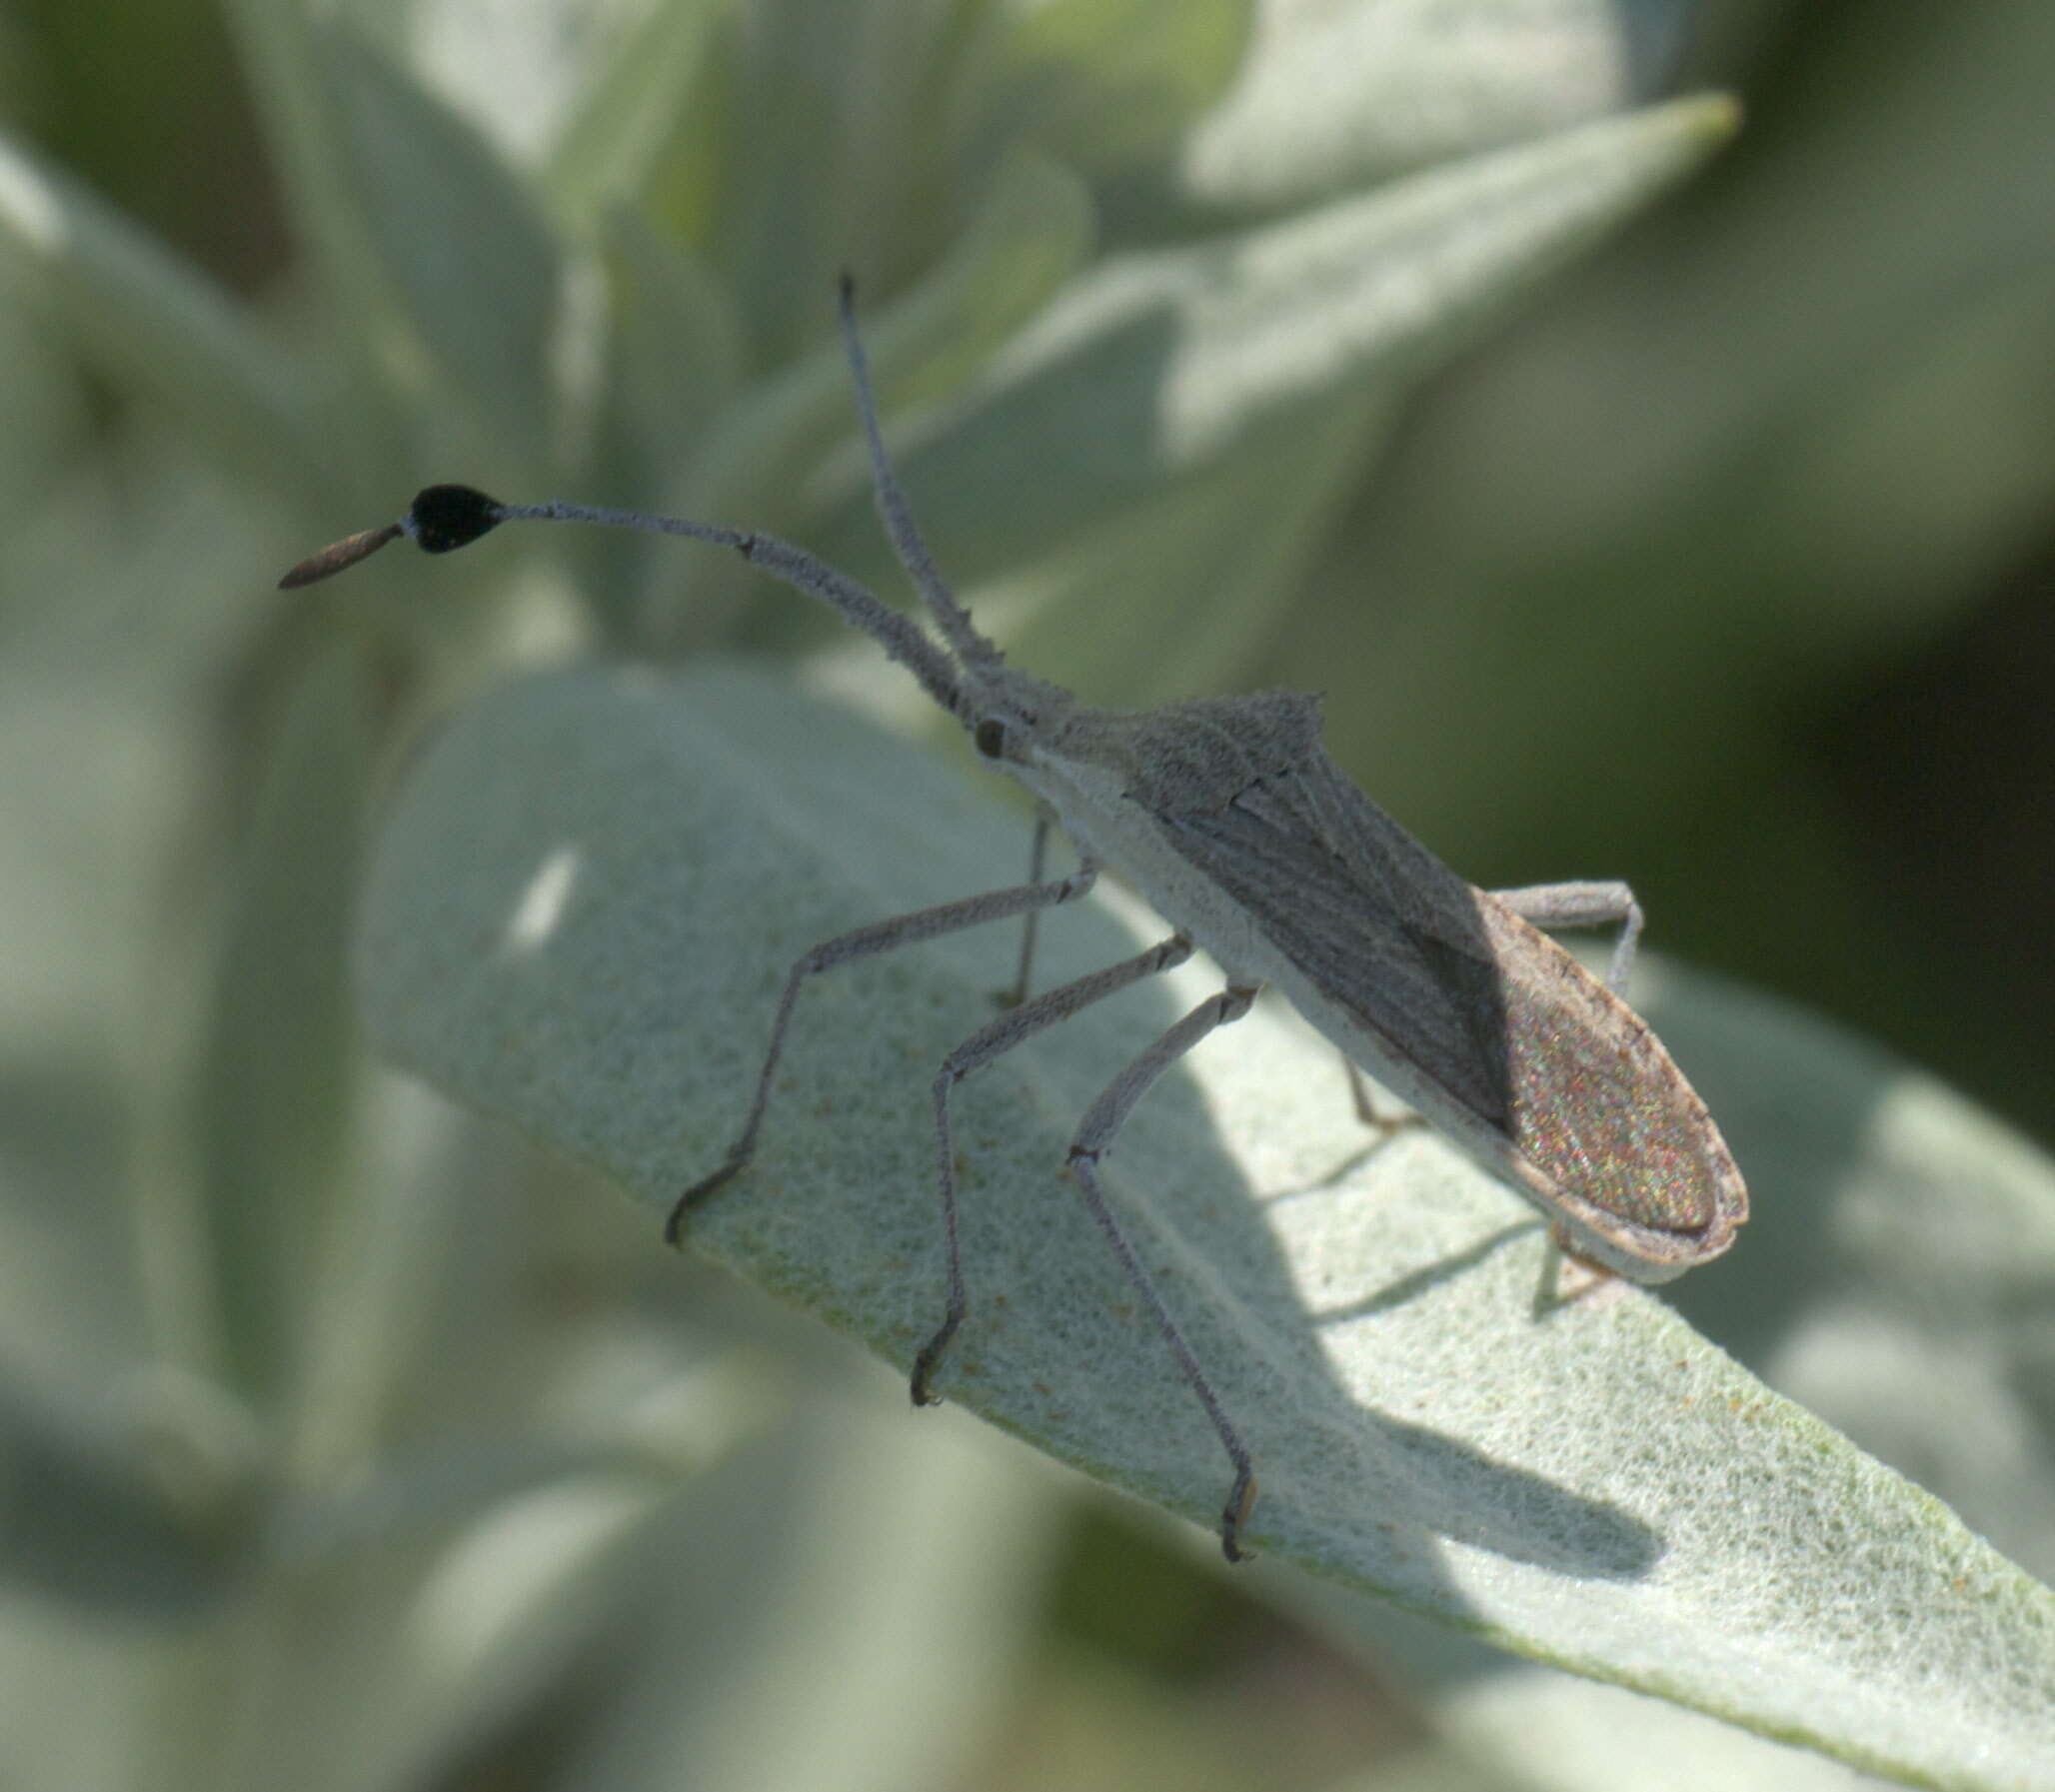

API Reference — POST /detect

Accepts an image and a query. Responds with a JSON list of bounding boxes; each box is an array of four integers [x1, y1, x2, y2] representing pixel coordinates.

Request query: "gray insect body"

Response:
[[979, 683, 1742, 1285], [281, 280, 1745, 1561]]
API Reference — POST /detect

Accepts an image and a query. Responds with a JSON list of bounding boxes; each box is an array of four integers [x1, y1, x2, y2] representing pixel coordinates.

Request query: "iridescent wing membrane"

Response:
[[1083, 691, 1745, 1281]]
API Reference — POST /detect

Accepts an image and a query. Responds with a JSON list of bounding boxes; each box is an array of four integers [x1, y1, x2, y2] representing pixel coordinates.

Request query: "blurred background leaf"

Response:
[[0, 1, 2050, 1789]]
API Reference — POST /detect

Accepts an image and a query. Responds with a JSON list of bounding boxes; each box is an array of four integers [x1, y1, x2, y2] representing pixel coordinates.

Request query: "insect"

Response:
[[283, 277, 1746, 1561]]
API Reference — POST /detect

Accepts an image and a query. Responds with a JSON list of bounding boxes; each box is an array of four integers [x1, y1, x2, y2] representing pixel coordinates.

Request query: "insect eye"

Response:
[[974, 719, 1007, 759]]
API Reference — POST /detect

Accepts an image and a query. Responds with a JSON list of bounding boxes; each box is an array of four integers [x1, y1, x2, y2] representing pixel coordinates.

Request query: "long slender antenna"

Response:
[[834, 274, 1005, 671], [277, 483, 965, 714]]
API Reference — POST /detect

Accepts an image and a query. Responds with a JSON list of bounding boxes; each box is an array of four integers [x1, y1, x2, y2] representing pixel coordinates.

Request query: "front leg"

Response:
[[997, 814, 1053, 1009], [667, 860, 1097, 1244]]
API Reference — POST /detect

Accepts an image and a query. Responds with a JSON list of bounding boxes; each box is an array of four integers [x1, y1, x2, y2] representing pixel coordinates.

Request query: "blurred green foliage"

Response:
[[0, 3, 2051, 1790]]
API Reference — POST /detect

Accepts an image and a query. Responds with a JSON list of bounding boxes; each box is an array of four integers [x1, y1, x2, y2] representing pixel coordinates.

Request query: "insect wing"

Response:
[[1152, 745, 1744, 1276], [1469, 888, 1745, 1263], [1156, 751, 1514, 1128]]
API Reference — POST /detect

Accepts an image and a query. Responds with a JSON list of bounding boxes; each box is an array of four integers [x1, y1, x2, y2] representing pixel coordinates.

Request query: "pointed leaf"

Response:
[[809, 95, 1737, 590], [192, 645, 366, 1403]]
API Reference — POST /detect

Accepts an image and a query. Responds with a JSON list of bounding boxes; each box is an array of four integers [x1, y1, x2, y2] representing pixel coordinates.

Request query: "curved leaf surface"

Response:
[[356, 664, 2055, 1788]]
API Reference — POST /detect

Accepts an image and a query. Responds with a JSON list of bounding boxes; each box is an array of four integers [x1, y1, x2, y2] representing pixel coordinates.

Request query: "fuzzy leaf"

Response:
[[356, 664, 2055, 1790]]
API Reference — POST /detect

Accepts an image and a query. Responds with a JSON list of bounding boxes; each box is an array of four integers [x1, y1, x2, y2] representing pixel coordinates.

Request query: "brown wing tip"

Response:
[[277, 523, 405, 590]]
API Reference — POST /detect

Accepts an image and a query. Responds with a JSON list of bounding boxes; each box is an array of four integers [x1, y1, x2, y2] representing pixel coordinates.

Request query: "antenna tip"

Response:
[[277, 523, 404, 589], [275, 484, 508, 589]]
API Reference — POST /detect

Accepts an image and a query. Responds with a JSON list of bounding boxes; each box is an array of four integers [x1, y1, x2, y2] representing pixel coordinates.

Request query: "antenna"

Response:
[[279, 476, 966, 716]]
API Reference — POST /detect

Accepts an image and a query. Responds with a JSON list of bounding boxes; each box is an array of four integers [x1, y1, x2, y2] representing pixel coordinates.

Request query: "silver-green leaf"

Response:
[[356, 663, 2055, 1789]]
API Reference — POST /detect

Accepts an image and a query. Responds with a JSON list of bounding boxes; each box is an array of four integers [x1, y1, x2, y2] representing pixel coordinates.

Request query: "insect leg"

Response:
[[1339, 1055, 1377, 1123], [917, 933, 1195, 1405], [1067, 984, 1262, 1562], [997, 814, 1053, 1009], [1491, 881, 1644, 995], [666, 861, 1099, 1244]]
